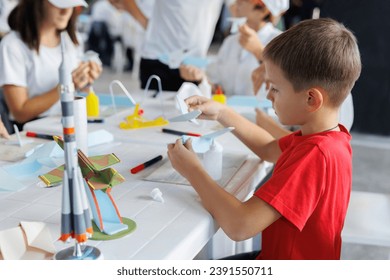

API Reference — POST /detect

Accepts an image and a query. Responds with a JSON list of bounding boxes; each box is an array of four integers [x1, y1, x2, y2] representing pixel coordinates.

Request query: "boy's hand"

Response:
[[185, 95, 225, 121], [167, 138, 203, 179], [179, 65, 204, 82]]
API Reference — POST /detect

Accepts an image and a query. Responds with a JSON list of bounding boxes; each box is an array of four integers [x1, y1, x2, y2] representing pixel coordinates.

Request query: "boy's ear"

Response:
[[306, 88, 324, 112]]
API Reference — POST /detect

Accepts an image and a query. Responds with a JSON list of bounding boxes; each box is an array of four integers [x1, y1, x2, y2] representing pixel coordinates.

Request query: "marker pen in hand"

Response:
[[130, 155, 163, 174]]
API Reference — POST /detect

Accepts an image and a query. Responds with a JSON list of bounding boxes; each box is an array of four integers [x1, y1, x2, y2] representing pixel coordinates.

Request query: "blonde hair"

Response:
[[264, 18, 362, 106]]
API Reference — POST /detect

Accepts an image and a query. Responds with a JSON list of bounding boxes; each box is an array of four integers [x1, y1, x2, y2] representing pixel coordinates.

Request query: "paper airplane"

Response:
[[175, 83, 204, 124], [39, 137, 124, 189], [182, 127, 235, 153], [168, 109, 202, 122]]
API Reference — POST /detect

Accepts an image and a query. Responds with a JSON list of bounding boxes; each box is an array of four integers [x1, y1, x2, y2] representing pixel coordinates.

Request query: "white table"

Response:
[[1, 93, 268, 260]]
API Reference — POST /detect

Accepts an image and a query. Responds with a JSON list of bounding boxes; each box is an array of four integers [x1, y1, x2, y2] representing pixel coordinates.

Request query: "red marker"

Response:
[[26, 131, 54, 140], [162, 128, 201, 137], [130, 155, 163, 174]]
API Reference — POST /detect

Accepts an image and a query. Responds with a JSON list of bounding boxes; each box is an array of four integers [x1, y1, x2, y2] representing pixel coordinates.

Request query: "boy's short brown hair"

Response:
[[263, 18, 362, 107]]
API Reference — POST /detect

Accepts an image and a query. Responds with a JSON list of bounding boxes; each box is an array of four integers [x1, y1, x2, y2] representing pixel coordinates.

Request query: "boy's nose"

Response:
[[266, 90, 273, 101]]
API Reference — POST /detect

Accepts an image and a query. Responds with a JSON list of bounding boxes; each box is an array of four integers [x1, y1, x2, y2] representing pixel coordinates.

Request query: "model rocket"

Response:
[[58, 31, 93, 257]]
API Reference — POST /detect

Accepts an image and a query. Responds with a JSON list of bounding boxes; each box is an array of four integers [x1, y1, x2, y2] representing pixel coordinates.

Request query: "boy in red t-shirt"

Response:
[[167, 18, 362, 259]]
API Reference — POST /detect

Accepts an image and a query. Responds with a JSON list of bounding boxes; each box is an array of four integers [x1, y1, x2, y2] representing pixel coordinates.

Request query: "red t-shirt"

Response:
[[255, 124, 352, 260]]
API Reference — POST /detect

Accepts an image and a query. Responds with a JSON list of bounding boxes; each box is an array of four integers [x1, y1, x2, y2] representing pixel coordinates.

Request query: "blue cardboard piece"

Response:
[[182, 135, 212, 153], [227, 95, 272, 109]]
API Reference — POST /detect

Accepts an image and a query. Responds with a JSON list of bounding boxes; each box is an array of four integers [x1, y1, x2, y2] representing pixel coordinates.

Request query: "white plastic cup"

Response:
[[199, 140, 223, 180]]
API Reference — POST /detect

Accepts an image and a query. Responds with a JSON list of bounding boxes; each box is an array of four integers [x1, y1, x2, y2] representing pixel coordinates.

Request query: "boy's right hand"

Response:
[[185, 95, 225, 121]]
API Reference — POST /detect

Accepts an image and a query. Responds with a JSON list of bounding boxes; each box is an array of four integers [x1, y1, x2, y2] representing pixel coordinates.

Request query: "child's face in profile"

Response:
[[264, 60, 308, 126], [44, 1, 73, 31]]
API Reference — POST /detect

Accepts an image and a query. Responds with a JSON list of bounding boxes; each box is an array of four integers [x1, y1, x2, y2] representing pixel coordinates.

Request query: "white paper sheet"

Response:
[[144, 153, 247, 187]]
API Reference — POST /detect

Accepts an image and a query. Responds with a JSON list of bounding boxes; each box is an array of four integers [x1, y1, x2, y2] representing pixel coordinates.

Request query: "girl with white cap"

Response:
[[179, 0, 289, 98], [0, 0, 102, 131]]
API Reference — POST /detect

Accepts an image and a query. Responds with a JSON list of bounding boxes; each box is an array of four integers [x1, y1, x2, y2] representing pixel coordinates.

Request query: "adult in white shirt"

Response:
[[120, 0, 154, 63], [0, 0, 102, 129], [180, 0, 289, 98], [0, 0, 18, 38], [121, 0, 225, 91]]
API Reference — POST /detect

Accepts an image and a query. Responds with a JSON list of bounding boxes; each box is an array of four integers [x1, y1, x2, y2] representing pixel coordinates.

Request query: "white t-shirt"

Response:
[[207, 22, 281, 97], [0, 31, 82, 118], [121, 0, 155, 50], [142, 0, 224, 59]]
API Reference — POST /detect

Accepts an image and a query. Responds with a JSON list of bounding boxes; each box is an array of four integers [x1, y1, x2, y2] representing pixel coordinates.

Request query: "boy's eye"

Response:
[[269, 87, 278, 93]]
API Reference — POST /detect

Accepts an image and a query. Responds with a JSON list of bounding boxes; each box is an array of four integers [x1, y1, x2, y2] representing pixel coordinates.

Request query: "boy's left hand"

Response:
[[167, 138, 203, 179]]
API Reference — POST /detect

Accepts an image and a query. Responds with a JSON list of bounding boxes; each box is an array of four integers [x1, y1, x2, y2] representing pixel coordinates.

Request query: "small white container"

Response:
[[198, 140, 223, 180]]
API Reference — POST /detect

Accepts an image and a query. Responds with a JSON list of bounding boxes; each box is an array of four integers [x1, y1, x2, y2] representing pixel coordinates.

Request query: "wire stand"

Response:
[[142, 75, 165, 118]]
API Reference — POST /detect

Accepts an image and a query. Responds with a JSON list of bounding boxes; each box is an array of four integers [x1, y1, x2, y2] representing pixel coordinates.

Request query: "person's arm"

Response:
[[185, 95, 281, 163], [121, 0, 148, 29], [167, 138, 281, 241], [3, 60, 101, 123], [0, 117, 10, 139], [3, 84, 59, 123]]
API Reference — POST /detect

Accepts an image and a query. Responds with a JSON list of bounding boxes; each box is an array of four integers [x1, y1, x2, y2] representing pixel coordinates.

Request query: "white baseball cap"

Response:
[[261, 0, 289, 16], [48, 0, 88, 9]]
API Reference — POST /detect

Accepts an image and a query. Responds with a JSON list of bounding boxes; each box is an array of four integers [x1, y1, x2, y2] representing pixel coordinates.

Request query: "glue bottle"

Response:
[[202, 140, 223, 180], [212, 85, 226, 104], [86, 86, 99, 117]]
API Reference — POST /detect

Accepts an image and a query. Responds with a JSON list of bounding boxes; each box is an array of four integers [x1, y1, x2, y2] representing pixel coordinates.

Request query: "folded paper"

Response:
[[175, 83, 203, 124], [0, 221, 56, 260], [227, 17, 247, 34]]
